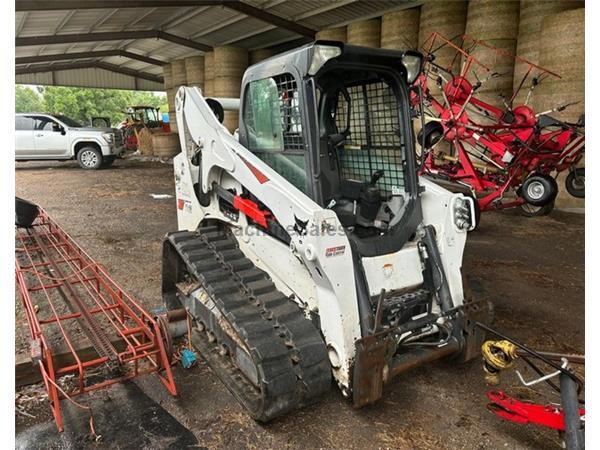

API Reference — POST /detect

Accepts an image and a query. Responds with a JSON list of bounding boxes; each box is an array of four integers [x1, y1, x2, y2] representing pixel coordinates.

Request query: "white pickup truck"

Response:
[[15, 113, 124, 169]]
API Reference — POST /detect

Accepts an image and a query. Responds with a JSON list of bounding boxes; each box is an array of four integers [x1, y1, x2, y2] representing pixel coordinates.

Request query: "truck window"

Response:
[[243, 73, 308, 194], [15, 116, 34, 131], [35, 117, 61, 131]]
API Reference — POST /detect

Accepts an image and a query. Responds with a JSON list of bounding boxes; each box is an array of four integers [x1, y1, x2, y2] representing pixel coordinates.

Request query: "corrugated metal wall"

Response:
[[16, 68, 164, 91]]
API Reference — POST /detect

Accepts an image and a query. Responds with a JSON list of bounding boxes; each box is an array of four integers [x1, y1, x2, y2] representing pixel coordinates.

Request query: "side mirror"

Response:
[[52, 123, 66, 135]]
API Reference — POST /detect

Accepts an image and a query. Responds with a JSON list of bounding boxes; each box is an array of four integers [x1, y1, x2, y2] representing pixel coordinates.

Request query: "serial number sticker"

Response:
[[325, 245, 345, 257]]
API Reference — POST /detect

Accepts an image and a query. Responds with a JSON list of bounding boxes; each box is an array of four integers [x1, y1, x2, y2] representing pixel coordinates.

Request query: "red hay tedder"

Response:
[[411, 33, 585, 218]]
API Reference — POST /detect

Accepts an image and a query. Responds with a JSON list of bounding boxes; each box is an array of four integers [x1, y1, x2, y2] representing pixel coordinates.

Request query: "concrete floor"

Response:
[[15, 158, 584, 449]]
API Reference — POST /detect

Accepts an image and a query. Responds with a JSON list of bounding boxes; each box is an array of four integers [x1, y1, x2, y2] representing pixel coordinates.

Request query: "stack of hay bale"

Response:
[[167, 59, 187, 134], [463, 0, 520, 108], [213, 46, 248, 133]]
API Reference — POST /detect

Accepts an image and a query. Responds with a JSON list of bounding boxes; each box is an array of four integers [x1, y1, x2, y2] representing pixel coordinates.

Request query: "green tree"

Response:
[[15, 85, 44, 113], [22, 85, 168, 126]]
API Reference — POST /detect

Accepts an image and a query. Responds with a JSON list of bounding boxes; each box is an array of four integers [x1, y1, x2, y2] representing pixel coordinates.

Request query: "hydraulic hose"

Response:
[[422, 225, 454, 312]]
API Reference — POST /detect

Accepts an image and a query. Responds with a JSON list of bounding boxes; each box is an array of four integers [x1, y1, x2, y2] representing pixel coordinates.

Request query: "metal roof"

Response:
[[15, 0, 423, 91]]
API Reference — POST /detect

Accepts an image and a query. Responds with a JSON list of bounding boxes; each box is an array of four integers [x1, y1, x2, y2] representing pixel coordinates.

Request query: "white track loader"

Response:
[[162, 41, 489, 421]]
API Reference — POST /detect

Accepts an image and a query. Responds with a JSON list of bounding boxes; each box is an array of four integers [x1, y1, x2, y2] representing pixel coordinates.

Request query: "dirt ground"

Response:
[[15, 158, 584, 449]]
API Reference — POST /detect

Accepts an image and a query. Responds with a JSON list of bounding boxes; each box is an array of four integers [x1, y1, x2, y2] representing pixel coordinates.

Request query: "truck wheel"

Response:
[[519, 201, 554, 217], [565, 168, 584, 198], [520, 174, 558, 206], [77, 147, 103, 170]]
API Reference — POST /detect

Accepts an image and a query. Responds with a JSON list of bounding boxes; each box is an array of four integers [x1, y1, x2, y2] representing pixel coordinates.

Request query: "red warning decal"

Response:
[[239, 155, 269, 184]]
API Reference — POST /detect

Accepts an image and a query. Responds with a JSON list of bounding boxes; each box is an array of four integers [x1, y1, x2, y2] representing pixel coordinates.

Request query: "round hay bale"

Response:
[[538, 8, 585, 82], [531, 8, 584, 122], [465, 0, 520, 40], [152, 132, 181, 158], [167, 88, 176, 112], [513, 0, 583, 94], [381, 8, 420, 50], [316, 26, 347, 43], [162, 64, 173, 90], [222, 111, 239, 134], [213, 47, 247, 102], [250, 49, 275, 65], [171, 59, 187, 87], [347, 18, 381, 48], [185, 55, 205, 88], [464, 0, 520, 107], [137, 127, 154, 156], [214, 47, 248, 79], [531, 80, 584, 123], [465, 38, 519, 106], [214, 77, 242, 98], [418, 1, 468, 95], [169, 111, 178, 134], [204, 51, 215, 97]]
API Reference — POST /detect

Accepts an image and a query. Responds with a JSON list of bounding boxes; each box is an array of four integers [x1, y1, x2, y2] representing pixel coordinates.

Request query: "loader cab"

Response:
[[239, 42, 424, 256]]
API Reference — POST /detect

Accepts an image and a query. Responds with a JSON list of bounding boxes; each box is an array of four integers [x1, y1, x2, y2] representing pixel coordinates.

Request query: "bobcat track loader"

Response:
[[162, 41, 488, 421]]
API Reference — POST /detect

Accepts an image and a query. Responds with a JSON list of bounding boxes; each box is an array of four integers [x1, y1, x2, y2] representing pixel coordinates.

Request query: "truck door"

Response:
[[33, 116, 70, 157], [15, 116, 36, 157]]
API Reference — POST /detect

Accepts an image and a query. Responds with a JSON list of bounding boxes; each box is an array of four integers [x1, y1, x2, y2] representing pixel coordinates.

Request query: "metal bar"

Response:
[[16, 230, 86, 390], [388, 338, 461, 380], [41, 228, 150, 359], [16, 30, 156, 46], [156, 30, 211, 52], [30, 230, 119, 361], [16, 29, 211, 52], [15, 0, 316, 37], [96, 62, 164, 83], [15, 207, 178, 432], [39, 303, 121, 324], [516, 349, 585, 365], [226, 1, 315, 38], [16, 0, 223, 10], [560, 372, 585, 450], [15, 61, 164, 84], [16, 50, 167, 66]]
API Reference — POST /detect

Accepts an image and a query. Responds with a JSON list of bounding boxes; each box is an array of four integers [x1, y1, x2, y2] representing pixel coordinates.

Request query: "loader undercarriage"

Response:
[[162, 224, 331, 421]]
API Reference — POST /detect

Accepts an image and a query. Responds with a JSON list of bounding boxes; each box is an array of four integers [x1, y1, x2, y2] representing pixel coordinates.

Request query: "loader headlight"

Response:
[[401, 51, 423, 84], [309, 44, 342, 75], [102, 132, 114, 143], [452, 196, 475, 231]]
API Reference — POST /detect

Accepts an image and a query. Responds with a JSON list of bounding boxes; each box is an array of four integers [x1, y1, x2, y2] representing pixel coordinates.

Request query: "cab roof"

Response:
[[243, 40, 415, 84]]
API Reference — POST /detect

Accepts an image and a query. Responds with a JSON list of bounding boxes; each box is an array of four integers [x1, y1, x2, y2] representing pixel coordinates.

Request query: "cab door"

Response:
[[240, 73, 312, 198], [33, 116, 70, 157], [15, 116, 35, 157]]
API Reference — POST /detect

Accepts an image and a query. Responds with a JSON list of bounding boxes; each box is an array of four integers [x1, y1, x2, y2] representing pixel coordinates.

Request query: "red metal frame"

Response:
[[414, 33, 584, 212], [487, 390, 584, 432], [15, 209, 177, 432], [233, 195, 272, 228]]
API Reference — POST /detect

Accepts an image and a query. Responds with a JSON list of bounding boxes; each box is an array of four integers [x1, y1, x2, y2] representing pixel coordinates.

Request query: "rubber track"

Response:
[[166, 225, 331, 421]]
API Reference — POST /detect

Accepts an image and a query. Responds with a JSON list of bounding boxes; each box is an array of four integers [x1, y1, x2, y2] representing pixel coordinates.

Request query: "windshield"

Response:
[[53, 114, 83, 128]]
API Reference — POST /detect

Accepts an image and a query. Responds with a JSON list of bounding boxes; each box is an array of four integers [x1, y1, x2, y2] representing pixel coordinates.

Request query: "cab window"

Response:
[[243, 73, 308, 194]]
